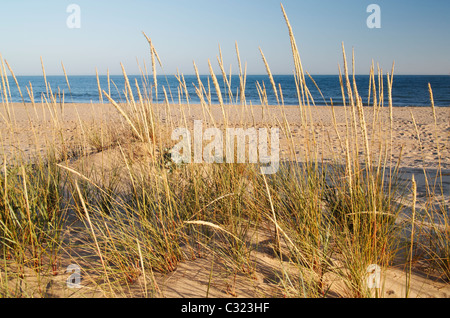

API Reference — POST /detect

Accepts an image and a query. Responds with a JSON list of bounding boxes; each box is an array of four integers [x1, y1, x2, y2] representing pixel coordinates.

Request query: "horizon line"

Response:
[[9, 73, 450, 77]]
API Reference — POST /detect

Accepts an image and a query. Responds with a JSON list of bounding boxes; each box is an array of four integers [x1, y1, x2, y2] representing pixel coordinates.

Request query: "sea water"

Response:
[[4, 74, 450, 107]]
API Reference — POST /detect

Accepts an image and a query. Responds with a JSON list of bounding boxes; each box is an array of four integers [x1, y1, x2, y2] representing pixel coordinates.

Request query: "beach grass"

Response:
[[0, 4, 449, 298]]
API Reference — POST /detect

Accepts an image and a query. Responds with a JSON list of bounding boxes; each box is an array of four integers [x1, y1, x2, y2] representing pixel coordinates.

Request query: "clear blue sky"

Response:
[[0, 0, 449, 76]]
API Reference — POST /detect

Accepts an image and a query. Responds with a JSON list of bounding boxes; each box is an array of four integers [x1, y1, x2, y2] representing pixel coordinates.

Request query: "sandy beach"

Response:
[[3, 0, 450, 304], [1, 101, 449, 298], [2, 102, 449, 168]]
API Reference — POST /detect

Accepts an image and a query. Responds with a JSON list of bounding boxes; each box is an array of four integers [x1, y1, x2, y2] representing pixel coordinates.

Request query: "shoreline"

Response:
[[5, 101, 450, 108]]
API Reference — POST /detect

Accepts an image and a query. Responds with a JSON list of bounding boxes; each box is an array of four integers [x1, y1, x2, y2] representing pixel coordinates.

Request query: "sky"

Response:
[[0, 0, 449, 76]]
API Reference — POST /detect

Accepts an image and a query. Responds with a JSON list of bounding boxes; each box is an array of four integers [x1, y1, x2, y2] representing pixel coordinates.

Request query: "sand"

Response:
[[2, 102, 448, 167], [1, 102, 449, 298]]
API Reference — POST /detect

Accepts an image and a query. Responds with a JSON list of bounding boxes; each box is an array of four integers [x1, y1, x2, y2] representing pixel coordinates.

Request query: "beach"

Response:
[[2, 102, 449, 169], [1, 101, 449, 298], [2, 0, 450, 304]]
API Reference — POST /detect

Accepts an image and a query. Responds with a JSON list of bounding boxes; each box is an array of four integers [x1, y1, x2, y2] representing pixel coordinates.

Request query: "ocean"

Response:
[[3, 74, 450, 107]]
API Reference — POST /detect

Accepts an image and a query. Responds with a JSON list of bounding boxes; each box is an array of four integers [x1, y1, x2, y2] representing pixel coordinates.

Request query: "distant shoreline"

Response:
[[7, 101, 450, 108], [8, 74, 450, 77]]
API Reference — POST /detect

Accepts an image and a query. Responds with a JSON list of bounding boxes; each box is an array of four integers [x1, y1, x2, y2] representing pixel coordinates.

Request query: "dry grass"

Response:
[[0, 4, 449, 298]]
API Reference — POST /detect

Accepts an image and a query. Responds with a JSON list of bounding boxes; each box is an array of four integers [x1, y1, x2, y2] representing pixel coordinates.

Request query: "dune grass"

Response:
[[1, 4, 449, 298]]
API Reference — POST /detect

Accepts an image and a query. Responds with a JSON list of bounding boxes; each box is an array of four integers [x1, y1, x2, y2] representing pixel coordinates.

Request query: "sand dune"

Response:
[[1, 102, 449, 298]]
